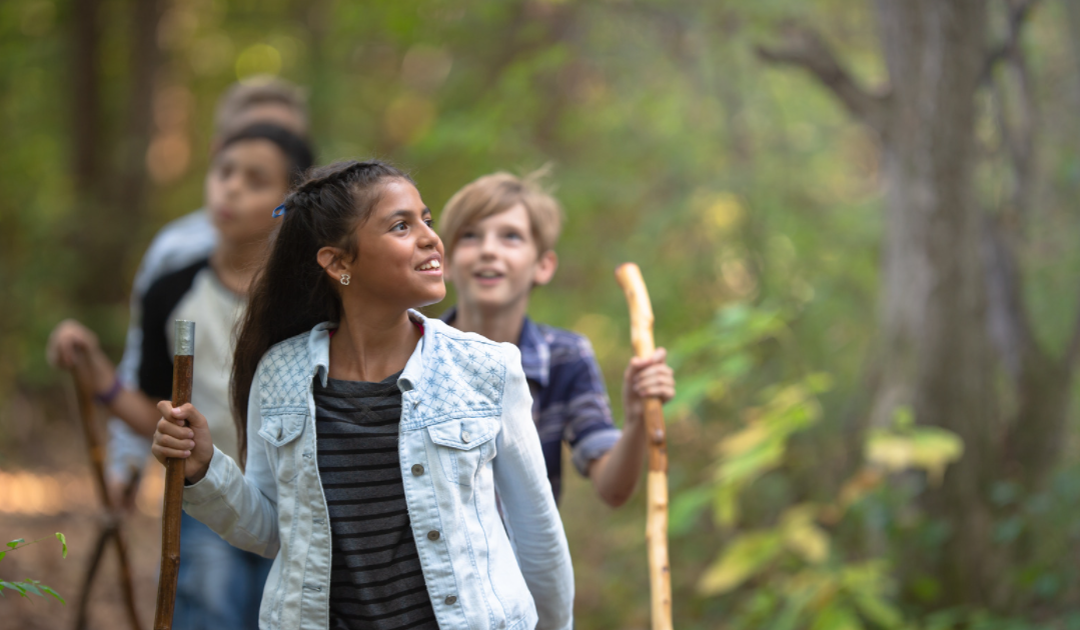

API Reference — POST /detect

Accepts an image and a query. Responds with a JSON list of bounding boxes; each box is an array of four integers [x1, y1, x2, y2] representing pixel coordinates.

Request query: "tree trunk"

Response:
[[71, 0, 102, 200], [112, 0, 161, 259], [760, 0, 1078, 611], [68, 0, 161, 305], [872, 0, 1001, 605]]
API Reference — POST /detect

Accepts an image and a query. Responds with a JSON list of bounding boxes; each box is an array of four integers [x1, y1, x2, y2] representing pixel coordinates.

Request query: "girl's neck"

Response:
[[453, 299, 527, 345], [329, 308, 421, 383], [211, 237, 267, 295]]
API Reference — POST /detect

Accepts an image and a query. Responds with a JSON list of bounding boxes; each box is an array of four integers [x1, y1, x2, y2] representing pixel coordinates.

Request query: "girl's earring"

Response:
[[340, 274, 351, 286]]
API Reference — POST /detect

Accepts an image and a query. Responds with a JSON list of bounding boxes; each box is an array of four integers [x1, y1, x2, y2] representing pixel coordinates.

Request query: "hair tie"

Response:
[[272, 204, 286, 218]]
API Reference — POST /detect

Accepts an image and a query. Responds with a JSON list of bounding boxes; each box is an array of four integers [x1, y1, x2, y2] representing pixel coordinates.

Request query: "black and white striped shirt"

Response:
[[313, 371, 438, 630]]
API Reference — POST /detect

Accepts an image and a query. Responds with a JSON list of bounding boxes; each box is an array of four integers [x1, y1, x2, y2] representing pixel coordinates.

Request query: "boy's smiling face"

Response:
[[447, 203, 557, 315]]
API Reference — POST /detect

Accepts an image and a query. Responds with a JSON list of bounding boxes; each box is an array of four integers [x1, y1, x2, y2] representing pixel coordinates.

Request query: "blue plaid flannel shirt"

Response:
[[441, 308, 622, 501]]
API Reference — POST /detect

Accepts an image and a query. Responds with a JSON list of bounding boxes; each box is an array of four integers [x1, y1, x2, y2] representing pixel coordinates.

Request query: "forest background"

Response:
[[5, 0, 1080, 628]]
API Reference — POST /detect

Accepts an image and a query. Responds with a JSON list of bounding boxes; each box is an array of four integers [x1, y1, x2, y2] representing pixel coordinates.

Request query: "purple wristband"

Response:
[[95, 377, 123, 405]]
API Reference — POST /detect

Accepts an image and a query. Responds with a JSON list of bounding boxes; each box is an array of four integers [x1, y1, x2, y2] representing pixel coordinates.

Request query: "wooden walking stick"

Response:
[[153, 320, 195, 630], [616, 263, 673, 630], [69, 352, 143, 630]]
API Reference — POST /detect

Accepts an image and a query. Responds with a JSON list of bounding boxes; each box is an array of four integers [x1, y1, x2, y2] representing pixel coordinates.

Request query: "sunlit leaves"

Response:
[[780, 504, 830, 564], [712, 377, 827, 525], [865, 408, 964, 485], [668, 302, 790, 419], [698, 531, 784, 594]]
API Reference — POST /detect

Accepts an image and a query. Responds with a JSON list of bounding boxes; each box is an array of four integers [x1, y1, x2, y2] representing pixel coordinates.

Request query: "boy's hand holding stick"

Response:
[[615, 263, 673, 630], [153, 321, 195, 630]]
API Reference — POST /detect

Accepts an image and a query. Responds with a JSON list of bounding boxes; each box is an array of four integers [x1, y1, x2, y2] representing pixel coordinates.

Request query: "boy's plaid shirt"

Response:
[[441, 309, 621, 501]]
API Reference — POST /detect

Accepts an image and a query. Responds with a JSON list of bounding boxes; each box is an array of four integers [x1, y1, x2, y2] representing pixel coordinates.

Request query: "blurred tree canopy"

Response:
[[6, 0, 1080, 628]]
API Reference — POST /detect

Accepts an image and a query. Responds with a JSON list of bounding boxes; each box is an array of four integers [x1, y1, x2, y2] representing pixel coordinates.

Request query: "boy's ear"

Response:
[[533, 250, 558, 286], [317, 246, 349, 283]]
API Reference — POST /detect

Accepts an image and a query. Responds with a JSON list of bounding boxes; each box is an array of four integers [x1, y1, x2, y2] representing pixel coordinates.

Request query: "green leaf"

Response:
[[714, 483, 740, 527], [850, 592, 903, 629], [39, 584, 65, 604], [6, 539, 24, 549], [780, 505, 830, 564], [55, 532, 67, 558], [0, 551, 6, 562], [809, 601, 863, 630], [840, 562, 903, 627], [19, 581, 42, 597], [669, 486, 712, 537], [865, 425, 964, 485], [698, 531, 784, 594], [0, 580, 28, 597], [772, 589, 815, 630]]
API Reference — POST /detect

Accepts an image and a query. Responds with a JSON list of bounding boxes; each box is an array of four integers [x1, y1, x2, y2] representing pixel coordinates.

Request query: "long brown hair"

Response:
[[230, 159, 413, 468]]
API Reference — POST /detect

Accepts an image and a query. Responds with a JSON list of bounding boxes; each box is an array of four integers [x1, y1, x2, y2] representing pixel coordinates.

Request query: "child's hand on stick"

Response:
[[46, 319, 100, 368], [153, 401, 214, 483], [622, 348, 676, 427], [46, 319, 119, 396]]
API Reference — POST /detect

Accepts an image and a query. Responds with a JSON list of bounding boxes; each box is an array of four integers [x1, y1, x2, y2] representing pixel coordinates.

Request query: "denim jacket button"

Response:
[[461, 431, 471, 443], [427, 530, 440, 541], [411, 464, 424, 476], [444, 595, 457, 605]]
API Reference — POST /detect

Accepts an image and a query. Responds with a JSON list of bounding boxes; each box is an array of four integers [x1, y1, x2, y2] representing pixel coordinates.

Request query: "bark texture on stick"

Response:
[[70, 354, 143, 630], [615, 263, 672, 630], [154, 321, 194, 630]]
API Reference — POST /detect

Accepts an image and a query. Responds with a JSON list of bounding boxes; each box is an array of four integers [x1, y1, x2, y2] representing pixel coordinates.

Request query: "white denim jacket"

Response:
[[182, 311, 574, 630]]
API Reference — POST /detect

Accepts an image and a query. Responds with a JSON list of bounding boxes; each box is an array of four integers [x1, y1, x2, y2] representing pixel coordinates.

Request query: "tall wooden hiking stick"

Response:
[[69, 352, 143, 630], [616, 263, 673, 630], [153, 320, 194, 630]]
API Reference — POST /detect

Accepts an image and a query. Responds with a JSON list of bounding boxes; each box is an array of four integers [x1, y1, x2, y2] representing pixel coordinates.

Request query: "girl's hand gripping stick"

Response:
[[153, 320, 194, 630]]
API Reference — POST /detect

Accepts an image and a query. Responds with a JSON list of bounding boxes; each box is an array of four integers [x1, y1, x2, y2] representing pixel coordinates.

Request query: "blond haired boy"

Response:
[[439, 172, 675, 506]]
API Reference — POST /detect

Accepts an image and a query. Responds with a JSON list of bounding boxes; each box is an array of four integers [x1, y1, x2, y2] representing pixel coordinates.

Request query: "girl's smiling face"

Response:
[[326, 178, 446, 313]]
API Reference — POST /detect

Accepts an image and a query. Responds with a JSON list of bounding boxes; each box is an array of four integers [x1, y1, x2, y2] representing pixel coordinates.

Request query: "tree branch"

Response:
[[980, 0, 1041, 85], [756, 26, 889, 135]]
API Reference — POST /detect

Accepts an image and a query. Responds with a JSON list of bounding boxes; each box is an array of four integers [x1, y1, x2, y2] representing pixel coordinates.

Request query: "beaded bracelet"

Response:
[[95, 376, 123, 406]]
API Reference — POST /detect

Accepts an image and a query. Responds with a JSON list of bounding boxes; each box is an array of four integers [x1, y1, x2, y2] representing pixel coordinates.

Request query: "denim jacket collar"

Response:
[[307, 309, 429, 390]]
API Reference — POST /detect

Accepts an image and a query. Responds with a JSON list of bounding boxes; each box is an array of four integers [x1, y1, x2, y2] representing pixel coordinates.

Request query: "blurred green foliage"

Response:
[[4, 0, 1080, 628]]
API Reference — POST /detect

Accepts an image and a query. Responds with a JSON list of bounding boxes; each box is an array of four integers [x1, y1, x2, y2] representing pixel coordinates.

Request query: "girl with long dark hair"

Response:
[[151, 160, 574, 630]]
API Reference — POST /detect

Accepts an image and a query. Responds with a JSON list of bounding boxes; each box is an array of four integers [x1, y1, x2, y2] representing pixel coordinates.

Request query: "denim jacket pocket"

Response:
[[427, 416, 499, 486], [257, 412, 306, 482]]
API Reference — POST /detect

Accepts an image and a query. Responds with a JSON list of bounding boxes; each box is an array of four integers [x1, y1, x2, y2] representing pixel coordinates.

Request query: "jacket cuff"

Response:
[[182, 446, 231, 505]]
